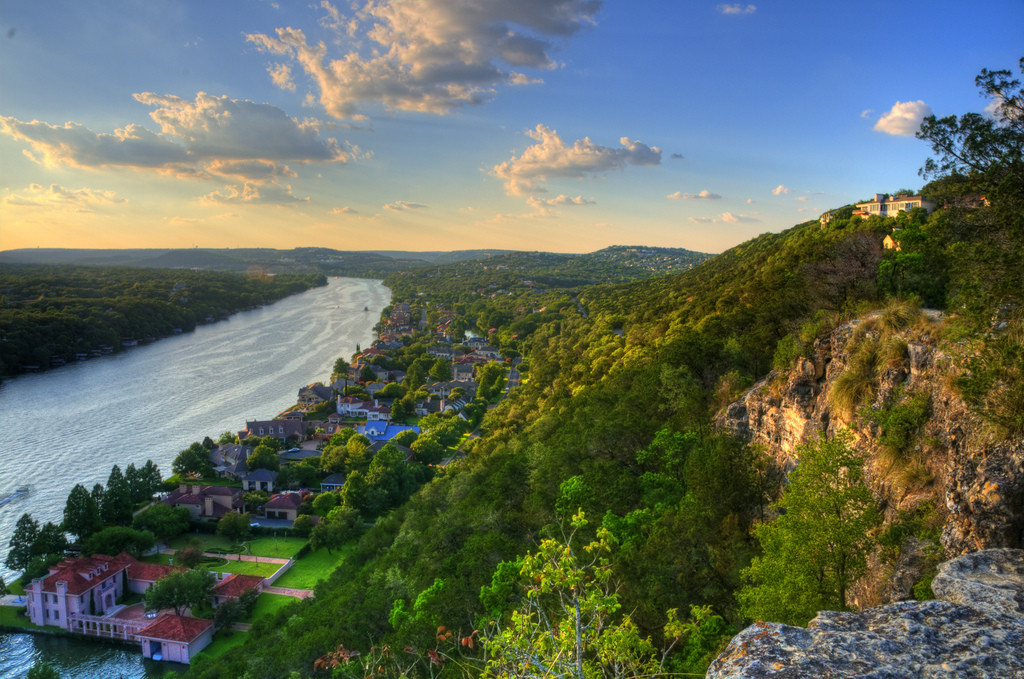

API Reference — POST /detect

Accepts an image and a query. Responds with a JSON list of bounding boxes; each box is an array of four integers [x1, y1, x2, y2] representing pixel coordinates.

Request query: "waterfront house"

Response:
[[241, 419, 305, 442], [212, 573, 264, 607], [138, 615, 214, 664], [298, 384, 333, 405]]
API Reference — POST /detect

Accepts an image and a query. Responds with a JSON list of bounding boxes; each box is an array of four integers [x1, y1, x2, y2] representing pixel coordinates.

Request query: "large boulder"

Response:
[[706, 549, 1024, 679]]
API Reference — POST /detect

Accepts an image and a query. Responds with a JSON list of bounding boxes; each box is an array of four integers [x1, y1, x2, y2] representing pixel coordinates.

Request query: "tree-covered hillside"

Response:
[[178, 58, 1023, 678]]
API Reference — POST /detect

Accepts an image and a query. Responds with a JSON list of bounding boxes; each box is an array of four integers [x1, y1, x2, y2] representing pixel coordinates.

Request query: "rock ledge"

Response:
[[706, 549, 1024, 679]]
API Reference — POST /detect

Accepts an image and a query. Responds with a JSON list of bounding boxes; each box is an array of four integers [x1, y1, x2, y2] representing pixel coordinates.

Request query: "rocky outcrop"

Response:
[[706, 549, 1024, 679], [716, 314, 1024, 556]]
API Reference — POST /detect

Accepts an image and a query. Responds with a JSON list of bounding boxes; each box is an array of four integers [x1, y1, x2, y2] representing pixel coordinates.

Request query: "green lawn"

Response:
[[142, 553, 281, 578], [0, 605, 33, 629], [244, 536, 307, 559], [166, 533, 307, 559], [194, 629, 248, 661], [272, 543, 353, 590], [248, 593, 296, 622]]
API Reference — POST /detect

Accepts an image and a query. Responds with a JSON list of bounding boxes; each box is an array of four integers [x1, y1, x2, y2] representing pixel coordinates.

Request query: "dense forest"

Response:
[[0, 266, 326, 377]]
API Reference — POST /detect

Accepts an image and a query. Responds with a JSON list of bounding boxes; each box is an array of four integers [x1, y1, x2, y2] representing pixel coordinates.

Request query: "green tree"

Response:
[[410, 432, 445, 465], [5, 513, 39, 572], [217, 510, 252, 543], [31, 522, 68, 560], [312, 491, 338, 516], [63, 483, 103, 541], [429, 357, 453, 381], [480, 513, 679, 679], [144, 568, 216, 616], [83, 526, 156, 557], [738, 432, 879, 626], [247, 443, 280, 472], [101, 465, 133, 525], [26, 661, 60, 679], [172, 441, 212, 478], [310, 506, 359, 554], [243, 489, 270, 512], [132, 504, 191, 541]]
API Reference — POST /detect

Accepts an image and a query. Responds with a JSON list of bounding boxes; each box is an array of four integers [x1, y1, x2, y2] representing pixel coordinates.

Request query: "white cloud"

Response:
[[771, 184, 792, 195], [3, 183, 126, 211], [860, 108, 874, 118], [873, 100, 932, 136], [247, 0, 601, 119], [689, 212, 759, 224], [526, 194, 594, 215], [1, 94, 349, 189], [200, 181, 308, 205], [492, 124, 661, 196], [720, 211, 758, 223], [746, 198, 755, 204], [268, 63, 296, 92], [383, 200, 428, 211], [330, 206, 358, 215], [717, 4, 756, 14], [795, 195, 809, 202], [667, 189, 721, 200]]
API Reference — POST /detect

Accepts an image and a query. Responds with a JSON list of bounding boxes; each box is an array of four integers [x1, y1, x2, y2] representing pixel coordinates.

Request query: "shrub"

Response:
[[830, 338, 879, 417], [879, 297, 922, 333]]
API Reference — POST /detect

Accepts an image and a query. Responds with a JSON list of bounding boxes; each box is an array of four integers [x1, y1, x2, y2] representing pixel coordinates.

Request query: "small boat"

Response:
[[364, 306, 369, 312], [0, 486, 30, 508]]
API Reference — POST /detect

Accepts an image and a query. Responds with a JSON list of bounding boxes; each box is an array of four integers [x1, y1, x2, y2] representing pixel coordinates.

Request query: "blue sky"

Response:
[[1, 1, 1021, 254]]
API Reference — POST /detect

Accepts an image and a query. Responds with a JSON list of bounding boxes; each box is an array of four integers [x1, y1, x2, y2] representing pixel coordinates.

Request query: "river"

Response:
[[0, 276, 390, 678]]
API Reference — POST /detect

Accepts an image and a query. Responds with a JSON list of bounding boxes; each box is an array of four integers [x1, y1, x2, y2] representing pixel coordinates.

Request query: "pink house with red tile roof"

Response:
[[138, 614, 214, 664], [212, 573, 264, 606]]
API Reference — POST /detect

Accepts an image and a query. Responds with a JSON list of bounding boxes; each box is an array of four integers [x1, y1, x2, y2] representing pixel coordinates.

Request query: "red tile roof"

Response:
[[138, 614, 212, 643], [39, 553, 129, 595], [126, 559, 182, 583], [266, 493, 303, 509], [213, 573, 263, 599]]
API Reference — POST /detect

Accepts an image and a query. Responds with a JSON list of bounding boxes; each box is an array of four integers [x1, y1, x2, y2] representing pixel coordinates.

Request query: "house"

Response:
[[883, 233, 902, 250], [264, 492, 303, 521], [854, 193, 936, 218], [320, 473, 347, 493], [212, 573, 263, 608], [25, 553, 178, 626], [241, 419, 305, 442], [163, 484, 243, 519], [298, 384, 333, 405], [210, 444, 251, 480], [356, 423, 421, 443], [364, 381, 388, 397], [472, 346, 502, 360], [138, 614, 214, 664], [452, 363, 474, 381], [242, 469, 279, 493]]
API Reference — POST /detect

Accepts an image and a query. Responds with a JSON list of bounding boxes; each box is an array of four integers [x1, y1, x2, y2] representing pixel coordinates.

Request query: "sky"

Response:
[[1, 1, 1021, 255]]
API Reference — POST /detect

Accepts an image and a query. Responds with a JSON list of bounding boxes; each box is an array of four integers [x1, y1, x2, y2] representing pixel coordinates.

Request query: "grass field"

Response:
[[166, 533, 307, 558], [0, 605, 33, 629], [249, 593, 296, 622], [142, 553, 281, 578], [194, 629, 248, 661], [244, 536, 307, 559], [272, 543, 353, 590]]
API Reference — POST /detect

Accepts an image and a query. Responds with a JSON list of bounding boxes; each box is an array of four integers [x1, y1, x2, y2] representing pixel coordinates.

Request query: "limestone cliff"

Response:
[[716, 311, 1024, 562], [706, 549, 1024, 679]]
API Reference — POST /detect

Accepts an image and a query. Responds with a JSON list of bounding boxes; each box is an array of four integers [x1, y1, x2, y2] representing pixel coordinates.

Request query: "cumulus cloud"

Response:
[[383, 200, 428, 211], [3, 183, 126, 211], [873, 100, 932, 136], [689, 212, 759, 224], [526, 194, 594, 215], [246, 0, 601, 119], [268, 63, 296, 91], [492, 124, 661, 196], [200, 181, 308, 205], [718, 4, 756, 14], [667, 189, 721, 200], [1, 93, 349, 193], [330, 206, 358, 215], [771, 184, 792, 195], [670, 152, 685, 159], [720, 211, 759, 223]]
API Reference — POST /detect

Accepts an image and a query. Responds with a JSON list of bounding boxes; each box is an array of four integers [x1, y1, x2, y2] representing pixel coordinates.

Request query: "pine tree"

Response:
[[101, 465, 133, 525], [63, 483, 103, 540], [5, 513, 40, 572]]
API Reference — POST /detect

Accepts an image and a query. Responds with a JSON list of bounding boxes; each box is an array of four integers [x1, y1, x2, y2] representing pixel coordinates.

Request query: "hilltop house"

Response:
[[297, 384, 333, 405], [853, 193, 935, 218]]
